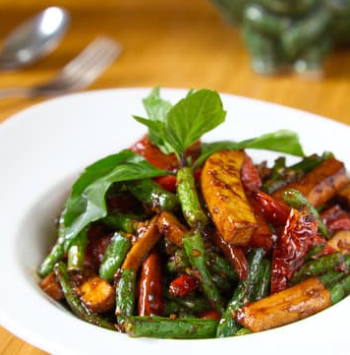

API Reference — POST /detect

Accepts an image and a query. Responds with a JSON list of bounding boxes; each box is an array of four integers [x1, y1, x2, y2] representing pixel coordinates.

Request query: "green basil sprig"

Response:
[[60, 150, 167, 247], [134, 88, 227, 162], [194, 130, 305, 168]]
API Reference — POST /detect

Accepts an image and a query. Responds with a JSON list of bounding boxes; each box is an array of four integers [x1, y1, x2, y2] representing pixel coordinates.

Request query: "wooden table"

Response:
[[0, 0, 349, 353]]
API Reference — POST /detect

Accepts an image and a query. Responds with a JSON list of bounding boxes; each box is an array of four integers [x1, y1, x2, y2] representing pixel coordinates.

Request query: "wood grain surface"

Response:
[[0, 0, 349, 353]]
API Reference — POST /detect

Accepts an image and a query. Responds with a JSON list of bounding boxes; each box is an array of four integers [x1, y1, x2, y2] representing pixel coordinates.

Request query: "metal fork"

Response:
[[0, 36, 121, 99]]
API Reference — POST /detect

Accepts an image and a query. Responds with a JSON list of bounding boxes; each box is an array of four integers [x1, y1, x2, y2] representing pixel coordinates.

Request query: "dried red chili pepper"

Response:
[[241, 155, 262, 192], [138, 250, 164, 316], [130, 136, 201, 192], [199, 309, 221, 320], [253, 190, 291, 227], [271, 208, 318, 294], [208, 230, 249, 281], [169, 274, 199, 297]]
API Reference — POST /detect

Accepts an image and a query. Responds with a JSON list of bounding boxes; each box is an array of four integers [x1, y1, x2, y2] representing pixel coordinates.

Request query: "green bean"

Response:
[[38, 238, 65, 277], [292, 253, 345, 284], [166, 294, 212, 314], [67, 230, 87, 272], [318, 269, 350, 289], [206, 250, 238, 281], [263, 154, 325, 195], [101, 214, 141, 233], [115, 269, 136, 327], [216, 248, 265, 338], [183, 231, 224, 313], [54, 262, 114, 330], [127, 179, 178, 212], [282, 188, 329, 238], [99, 232, 131, 282], [251, 258, 271, 302], [235, 327, 252, 336], [211, 273, 233, 293], [167, 248, 238, 284], [166, 249, 191, 274], [329, 273, 350, 305], [177, 167, 208, 229], [305, 244, 326, 261], [125, 316, 218, 339]]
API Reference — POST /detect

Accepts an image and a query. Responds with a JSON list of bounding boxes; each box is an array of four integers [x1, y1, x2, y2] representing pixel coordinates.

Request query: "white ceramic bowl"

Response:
[[0, 88, 349, 355]]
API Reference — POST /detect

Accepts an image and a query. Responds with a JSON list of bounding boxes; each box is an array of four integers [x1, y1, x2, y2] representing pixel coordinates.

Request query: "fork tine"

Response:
[[61, 37, 121, 78], [59, 41, 120, 91], [34, 36, 121, 94], [60, 37, 121, 82]]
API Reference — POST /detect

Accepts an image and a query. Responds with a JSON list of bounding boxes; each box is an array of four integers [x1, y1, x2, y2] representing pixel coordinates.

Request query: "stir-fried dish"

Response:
[[38, 88, 350, 338]]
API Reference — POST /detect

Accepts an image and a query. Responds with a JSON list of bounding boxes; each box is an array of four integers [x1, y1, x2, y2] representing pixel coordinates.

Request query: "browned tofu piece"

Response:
[[236, 277, 331, 332], [122, 216, 160, 270], [158, 211, 188, 247], [338, 183, 350, 208], [40, 272, 64, 301], [327, 230, 350, 255], [79, 277, 115, 313], [201, 150, 258, 246], [273, 158, 349, 207]]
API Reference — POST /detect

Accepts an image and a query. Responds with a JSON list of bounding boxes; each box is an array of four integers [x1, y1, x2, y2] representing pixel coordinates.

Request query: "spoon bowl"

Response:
[[0, 7, 70, 70]]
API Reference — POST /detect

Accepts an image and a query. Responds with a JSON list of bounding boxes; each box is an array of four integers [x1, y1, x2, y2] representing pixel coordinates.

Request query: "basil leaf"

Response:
[[165, 89, 226, 158], [60, 150, 167, 246], [143, 87, 173, 123], [194, 130, 304, 168], [132, 115, 175, 155], [133, 87, 174, 155]]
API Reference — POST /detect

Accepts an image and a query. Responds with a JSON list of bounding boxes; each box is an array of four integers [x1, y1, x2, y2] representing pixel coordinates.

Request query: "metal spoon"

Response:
[[0, 7, 70, 70]]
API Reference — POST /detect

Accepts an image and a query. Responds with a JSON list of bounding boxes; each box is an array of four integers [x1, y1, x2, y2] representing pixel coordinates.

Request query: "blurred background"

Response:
[[0, 0, 349, 352], [0, 0, 350, 124]]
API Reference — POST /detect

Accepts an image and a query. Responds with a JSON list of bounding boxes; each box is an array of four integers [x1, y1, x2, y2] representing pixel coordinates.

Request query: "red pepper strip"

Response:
[[199, 309, 221, 320], [271, 209, 318, 294], [248, 197, 274, 250], [155, 167, 202, 193], [138, 250, 164, 316], [241, 155, 262, 192], [130, 136, 201, 170], [154, 175, 177, 193], [209, 231, 249, 281], [169, 274, 199, 297], [130, 135, 179, 171], [130, 136, 201, 192], [253, 190, 291, 227]]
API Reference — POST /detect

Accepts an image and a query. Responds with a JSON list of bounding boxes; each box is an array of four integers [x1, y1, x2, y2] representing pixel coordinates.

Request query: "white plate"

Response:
[[0, 88, 349, 355]]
